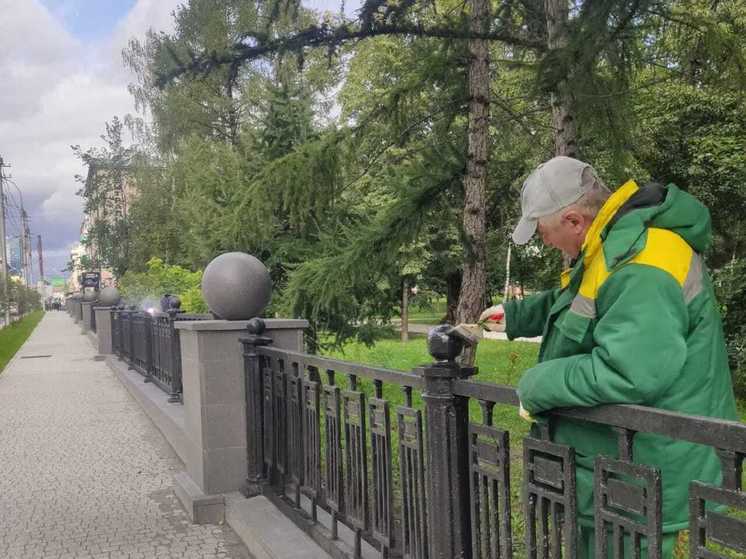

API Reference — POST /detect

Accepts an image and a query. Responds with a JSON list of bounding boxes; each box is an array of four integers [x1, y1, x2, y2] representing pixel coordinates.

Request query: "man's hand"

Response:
[[449, 323, 483, 345], [518, 401, 535, 422], [478, 304, 506, 332]]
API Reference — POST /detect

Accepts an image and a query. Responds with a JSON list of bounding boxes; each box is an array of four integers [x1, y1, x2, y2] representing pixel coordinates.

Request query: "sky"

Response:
[[0, 0, 356, 283]]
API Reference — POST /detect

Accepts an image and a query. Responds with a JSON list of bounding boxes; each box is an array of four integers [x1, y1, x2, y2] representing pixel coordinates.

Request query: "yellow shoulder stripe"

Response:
[[577, 228, 692, 302], [629, 228, 692, 286]]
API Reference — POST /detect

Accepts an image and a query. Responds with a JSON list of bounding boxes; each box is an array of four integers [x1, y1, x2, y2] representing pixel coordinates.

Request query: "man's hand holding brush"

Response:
[[477, 304, 506, 332]]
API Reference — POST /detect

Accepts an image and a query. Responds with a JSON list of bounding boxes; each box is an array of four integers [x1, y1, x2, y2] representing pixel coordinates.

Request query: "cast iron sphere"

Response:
[[427, 324, 464, 362], [201, 252, 272, 320]]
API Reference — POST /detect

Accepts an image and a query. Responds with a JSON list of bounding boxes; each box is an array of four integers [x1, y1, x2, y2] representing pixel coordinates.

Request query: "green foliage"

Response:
[[126, 165, 186, 271], [0, 279, 42, 316], [72, 117, 141, 277], [713, 258, 746, 397], [634, 82, 746, 265], [118, 258, 206, 313], [0, 311, 44, 373], [179, 285, 209, 314], [74, 0, 746, 350]]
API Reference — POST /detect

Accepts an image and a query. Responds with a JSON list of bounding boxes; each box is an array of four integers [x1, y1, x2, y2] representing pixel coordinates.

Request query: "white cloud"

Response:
[[0, 0, 182, 280], [111, 0, 183, 48], [1, 0, 353, 281]]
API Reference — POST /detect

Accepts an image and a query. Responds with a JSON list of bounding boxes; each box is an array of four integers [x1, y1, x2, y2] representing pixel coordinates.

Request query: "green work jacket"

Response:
[[505, 180, 738, 532]]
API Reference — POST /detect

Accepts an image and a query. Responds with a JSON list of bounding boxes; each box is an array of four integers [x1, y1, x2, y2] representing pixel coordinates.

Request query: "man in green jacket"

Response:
[[479, 156, 738, 558]]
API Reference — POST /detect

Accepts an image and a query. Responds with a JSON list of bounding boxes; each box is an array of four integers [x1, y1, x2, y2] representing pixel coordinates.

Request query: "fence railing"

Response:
[[111, 308, 122, 356], [112, 308, 210, 403], [241, 333, 746, 559]]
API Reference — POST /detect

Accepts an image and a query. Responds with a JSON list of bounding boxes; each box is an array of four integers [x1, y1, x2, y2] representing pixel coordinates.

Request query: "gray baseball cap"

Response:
[[512, 156, 598, 245]]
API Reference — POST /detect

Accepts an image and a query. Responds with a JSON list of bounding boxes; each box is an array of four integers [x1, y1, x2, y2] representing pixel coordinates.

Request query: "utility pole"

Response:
[[37, 235, 44, 282], [19, 212, 27, 286], [22, 209, 31, 286], [0, 156, 10, 326]]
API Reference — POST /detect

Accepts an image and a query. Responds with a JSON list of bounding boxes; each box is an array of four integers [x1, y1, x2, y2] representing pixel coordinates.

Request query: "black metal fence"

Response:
[[241, 335, 746, 559], [111, 308, 122, 355], [112, 309, 210, 403], [151, 313, 189, 403]]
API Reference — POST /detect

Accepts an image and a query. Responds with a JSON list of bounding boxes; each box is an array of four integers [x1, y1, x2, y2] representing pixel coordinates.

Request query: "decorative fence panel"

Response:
[[149, 313, 178, 400], [241, 333, 746, 559], [110, 309, 210, 403], [130, 312, 152, 377], [120, 310, 134, 362], [111, 309, 122, 356]]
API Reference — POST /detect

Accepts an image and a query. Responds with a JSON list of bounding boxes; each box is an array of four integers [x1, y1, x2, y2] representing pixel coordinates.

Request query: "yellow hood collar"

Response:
[[581, 180, 639, 263]]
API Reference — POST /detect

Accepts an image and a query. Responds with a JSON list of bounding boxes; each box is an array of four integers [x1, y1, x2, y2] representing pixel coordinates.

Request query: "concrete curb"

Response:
[[225, 493, 331, 559]]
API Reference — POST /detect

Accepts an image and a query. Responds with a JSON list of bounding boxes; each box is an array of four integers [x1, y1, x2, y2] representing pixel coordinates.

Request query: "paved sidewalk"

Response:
[[0, 312, 252, 559]]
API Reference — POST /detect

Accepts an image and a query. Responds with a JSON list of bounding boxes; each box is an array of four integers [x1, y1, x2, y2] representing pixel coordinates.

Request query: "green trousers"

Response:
[[578, 525, 679, 558]]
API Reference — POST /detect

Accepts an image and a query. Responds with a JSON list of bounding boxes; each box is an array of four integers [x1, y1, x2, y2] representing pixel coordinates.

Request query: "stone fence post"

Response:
[[93, 306, 115, 354], [173, 317, 307, 523], [81, 301, 94, 332]]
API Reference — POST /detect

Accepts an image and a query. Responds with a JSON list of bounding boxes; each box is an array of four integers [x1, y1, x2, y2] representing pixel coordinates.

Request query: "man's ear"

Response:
[[563, 210, 585, 231]]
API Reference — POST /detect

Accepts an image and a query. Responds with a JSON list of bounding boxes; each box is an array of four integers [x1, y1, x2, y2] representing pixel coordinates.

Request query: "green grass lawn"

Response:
[[0, 311, 44, 373]]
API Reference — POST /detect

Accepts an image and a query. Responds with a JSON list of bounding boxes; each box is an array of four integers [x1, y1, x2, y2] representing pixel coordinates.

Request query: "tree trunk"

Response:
[[455, 0, 490, 324], [445, 272, 461, 324], [400, 278, 409, 342], [545, 0, 578, 158]]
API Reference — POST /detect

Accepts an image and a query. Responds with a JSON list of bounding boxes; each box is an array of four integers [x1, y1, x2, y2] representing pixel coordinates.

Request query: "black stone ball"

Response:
[[427, 324, 464, 362], [246, 318, 266, 335]]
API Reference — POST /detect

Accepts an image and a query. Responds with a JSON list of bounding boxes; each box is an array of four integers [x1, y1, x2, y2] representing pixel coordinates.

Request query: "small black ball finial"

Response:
[[427, 324, 464, 362], [246, 317, 267, 335]]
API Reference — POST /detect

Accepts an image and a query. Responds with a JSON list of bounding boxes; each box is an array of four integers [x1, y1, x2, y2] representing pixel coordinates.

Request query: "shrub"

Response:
[[118, 257, 207, 313]]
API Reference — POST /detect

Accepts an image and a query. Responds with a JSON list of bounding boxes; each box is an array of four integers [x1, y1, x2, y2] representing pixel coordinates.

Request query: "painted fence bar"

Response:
[[241, 332, 746, 559]]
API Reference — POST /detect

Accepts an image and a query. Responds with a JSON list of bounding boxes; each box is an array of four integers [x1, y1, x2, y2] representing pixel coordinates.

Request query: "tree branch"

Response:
[[155, 22, 544, 87]]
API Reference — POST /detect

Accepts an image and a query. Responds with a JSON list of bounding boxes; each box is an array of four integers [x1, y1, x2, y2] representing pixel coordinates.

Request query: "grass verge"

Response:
[[0, 311, 45, 373]]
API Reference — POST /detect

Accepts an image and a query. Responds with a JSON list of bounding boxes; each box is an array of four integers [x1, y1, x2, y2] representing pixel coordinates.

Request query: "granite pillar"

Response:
[[94, 307, 114, 354], [173, 318, 307, 522], [81, 301, 94, 332]]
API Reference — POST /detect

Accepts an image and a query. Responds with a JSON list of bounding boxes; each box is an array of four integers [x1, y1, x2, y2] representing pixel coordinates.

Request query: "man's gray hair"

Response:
[[539, 167, 610, 227], [574, 167, 611, 216]]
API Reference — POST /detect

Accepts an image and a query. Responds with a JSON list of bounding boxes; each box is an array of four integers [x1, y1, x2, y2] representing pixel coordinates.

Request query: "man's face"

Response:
[[536, 211, 585, 258]]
